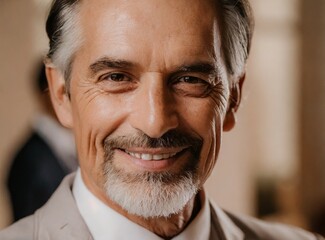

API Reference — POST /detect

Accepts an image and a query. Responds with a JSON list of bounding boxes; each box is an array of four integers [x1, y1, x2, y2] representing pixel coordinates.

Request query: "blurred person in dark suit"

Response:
[[7, 63, 78, 221], [311, 206, 325, 237]]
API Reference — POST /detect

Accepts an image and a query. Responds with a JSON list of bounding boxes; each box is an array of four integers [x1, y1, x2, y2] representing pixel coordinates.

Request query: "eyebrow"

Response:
[[88, 57, 136, 78], [176, 62, 219, 75], [170, 62, 222, 84]]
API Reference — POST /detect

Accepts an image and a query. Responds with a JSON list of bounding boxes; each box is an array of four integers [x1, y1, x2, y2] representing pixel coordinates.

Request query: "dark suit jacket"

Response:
[[1, 174, 323, 240], [7, 132, 69, 221]]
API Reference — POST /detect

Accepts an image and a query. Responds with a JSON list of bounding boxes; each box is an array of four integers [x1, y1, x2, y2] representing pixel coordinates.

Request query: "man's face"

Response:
[[49, 0, 235, 217]]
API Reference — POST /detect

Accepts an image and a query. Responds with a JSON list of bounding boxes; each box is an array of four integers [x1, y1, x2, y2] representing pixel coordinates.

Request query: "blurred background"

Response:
[[0, 0, 324, 236]]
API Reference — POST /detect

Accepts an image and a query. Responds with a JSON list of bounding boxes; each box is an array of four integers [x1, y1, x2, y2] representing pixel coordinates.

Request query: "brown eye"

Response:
[[105, 73, 129, 82], [172, 76, 211, 97], [97, 72, 137, 93], [180, 76, 204, 84]]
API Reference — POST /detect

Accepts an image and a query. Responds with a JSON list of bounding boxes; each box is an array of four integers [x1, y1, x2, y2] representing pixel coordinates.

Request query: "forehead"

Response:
[[79, 0, 217, 25], [76, 0, 221, 70]]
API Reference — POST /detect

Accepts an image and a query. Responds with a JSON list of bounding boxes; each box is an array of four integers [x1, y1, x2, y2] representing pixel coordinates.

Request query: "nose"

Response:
[[129, 74, 179, 138]]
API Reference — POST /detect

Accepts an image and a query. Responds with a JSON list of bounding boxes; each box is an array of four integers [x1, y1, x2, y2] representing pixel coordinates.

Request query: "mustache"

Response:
[[103, 130, 203, 151]]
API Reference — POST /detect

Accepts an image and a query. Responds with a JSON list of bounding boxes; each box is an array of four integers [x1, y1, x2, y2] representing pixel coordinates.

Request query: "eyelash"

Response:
[[100, 72, 131, 82], [174, 76, 208, 84]]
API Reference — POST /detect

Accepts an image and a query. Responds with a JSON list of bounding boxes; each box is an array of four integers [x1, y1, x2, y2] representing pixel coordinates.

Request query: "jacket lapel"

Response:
[[209, 202, 245, 240], [35, 173, 93, 240]]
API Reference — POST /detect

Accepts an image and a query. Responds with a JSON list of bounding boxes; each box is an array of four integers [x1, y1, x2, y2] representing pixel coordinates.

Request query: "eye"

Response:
[[97, 72, 136, 93], [172, 75, 212, 97], [179, 76, 205, 84], [100, 73, 131, 82]]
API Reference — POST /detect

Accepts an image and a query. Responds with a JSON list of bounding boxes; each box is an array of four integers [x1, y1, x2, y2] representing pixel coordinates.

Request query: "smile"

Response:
[[124, 150, 181, 161]]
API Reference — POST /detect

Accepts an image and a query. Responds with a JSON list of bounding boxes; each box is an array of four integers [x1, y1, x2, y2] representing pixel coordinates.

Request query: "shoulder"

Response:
[[209, 201, 323, 240], [226, 210, 323, 239], [0, 174, 71, 240], [0, 173, 92, 240], [0, 215, 35, 240]]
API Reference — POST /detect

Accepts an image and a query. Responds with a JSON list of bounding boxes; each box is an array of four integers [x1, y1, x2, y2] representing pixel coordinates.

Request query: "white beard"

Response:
[[102, 131, 202, 218], [103, 161, 200, 218]]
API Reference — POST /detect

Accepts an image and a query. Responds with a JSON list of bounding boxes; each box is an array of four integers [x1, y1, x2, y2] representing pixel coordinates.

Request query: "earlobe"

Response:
[[223, 108, 236, 131], [223, 73, 245, 132], [45, 65, 73, 128]]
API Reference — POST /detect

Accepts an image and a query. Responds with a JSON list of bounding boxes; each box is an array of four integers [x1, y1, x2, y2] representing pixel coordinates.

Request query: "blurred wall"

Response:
[[248, 0, 301, 180], [300, 0, 325, 226]]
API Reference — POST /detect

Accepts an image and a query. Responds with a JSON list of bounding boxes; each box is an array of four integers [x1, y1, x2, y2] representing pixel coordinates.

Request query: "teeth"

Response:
[[125, 150, 178, 161], [153, 154, 163, 160], [141, 154, 152, 161]]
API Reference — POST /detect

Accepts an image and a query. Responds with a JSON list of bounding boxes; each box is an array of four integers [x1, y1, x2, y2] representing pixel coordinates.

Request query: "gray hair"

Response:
[[46, 0, 82, 91], [46, 0, 254, 89], [219, 0, 254, 77]]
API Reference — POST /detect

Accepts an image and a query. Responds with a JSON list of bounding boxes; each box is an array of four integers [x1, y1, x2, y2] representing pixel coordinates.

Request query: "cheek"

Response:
[[182, 99, 225, 185], [70, 90, 128, 181], [199, 116, 223, 184]]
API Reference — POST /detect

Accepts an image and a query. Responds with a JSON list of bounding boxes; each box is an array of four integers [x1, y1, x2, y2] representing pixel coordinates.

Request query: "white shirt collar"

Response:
[[72, 169, 211, 240]]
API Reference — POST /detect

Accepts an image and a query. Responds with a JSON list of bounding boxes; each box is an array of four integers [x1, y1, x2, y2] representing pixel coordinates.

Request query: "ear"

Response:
[[223, 73, 245, 132], [45, 65, 73, 129]]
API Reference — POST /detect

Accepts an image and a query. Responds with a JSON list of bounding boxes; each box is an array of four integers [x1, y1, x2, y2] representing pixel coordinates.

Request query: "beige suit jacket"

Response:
[[0, 174, 323, 240]]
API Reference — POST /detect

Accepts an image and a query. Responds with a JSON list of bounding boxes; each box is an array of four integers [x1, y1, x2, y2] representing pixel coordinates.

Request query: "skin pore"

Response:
[[46, 0, 240, 238]]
